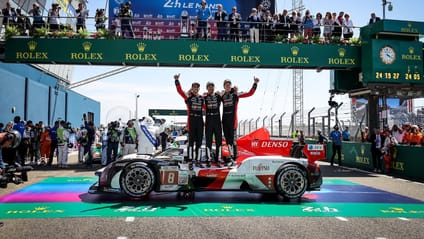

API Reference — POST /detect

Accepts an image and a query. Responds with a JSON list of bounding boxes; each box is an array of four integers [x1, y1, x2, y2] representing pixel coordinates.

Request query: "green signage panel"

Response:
[[149, 109, 187, 116], [363, 19, 424, 37], [362, 39, 423, 84], [5, 38, 360, 68]]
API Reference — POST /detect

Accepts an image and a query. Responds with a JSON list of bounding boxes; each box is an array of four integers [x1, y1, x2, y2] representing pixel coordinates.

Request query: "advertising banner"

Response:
[[5, 38, 361, 68], [108, 0, 275, 39]]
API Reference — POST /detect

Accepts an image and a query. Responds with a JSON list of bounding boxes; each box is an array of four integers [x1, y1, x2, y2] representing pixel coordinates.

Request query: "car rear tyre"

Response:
[[275, 165, 307, 200], [119, 163, 155, 198]]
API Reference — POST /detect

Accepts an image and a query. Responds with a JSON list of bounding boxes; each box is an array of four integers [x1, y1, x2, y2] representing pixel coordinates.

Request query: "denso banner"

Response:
[[108, 0, 275, 39], [236, 128, 293, 157]]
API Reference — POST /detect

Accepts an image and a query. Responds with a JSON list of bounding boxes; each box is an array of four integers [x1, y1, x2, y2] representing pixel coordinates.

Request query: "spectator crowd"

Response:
[[1, 0, 379, 41]]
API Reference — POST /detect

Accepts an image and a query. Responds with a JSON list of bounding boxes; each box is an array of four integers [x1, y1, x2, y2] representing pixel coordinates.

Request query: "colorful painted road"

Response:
[[0, 177, 423, 219]]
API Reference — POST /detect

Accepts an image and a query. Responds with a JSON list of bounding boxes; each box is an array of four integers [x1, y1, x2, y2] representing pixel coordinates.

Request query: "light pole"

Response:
[[382, 0, 393, 19], [135, 93, 140, 119]]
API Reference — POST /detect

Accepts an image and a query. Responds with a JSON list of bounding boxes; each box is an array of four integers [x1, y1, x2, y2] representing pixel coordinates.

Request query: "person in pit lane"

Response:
[[203, 81, 223, 168], [174, 74, 205, 169], [221, 76, 259, 164]]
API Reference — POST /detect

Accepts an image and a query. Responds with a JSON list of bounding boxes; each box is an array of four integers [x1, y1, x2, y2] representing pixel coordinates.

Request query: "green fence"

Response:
[[325, 141, 424, 181]]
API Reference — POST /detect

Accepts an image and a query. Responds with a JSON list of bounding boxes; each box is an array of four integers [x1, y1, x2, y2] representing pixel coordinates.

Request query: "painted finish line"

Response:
[[0, 177, 423, 219]]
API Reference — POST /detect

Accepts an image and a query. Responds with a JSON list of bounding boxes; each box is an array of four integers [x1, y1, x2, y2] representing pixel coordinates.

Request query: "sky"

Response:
[[70, 0, 424, 125]]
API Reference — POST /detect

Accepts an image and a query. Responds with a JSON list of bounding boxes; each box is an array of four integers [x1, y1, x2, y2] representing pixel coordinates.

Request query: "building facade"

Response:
[[0, 62, 100, 127]]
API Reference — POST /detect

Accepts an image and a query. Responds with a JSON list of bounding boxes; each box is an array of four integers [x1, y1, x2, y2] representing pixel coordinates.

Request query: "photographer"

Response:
[[76, 3, 89, 30], [48, 3, 60, 30], [118, 1, 134, 39], [95, 8, 107, 31], [57, 120, 70, 168], [0, 130, 22, 173], [106, 121, 120, 164], [28, 3, 45, 32]]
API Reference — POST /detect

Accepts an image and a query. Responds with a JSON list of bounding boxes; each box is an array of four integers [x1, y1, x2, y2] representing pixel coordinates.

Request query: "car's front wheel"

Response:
[[275, 165, 307, 200], [119, 163, 155, 198]]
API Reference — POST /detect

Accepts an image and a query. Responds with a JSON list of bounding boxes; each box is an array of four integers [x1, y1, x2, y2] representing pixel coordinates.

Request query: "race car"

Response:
[[88, 128, 324, 200]]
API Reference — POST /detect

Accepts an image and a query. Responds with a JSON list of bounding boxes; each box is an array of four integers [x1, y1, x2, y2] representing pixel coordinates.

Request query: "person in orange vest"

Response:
[[409, 125, 422, 146], [40, 127, 51, 165], [401, 123, 412, 144]]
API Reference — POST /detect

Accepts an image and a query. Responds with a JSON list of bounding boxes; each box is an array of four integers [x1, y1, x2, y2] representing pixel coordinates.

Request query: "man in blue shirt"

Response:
[[47, 121, 59, 166], [12, 116, 28, 180], [342, 126, 351, 141], [329, 125, 342, 166], [196, 0, 211, 40]]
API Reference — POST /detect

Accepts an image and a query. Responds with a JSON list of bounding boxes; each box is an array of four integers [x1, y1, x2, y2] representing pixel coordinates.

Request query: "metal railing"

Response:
[[0, 15, 361, 42]]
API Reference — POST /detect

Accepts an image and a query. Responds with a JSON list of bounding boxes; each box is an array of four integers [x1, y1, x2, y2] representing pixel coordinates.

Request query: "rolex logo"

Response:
[[407, 22, 412, 28], [338, 48, 346, 57], [35, 207, 48, 211], [408, 47, 414, 54], [241, 45, 250, 55], [360, 145, 365, 155], [190, 43, 199, 54], [137, 42, 146, 52], [291, 46, 299, 56], [27, 41, 37, 51], [82, 41, 92, 52]]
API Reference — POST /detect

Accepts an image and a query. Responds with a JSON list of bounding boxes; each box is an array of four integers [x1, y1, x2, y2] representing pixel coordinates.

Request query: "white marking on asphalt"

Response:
[[396, 178, 408, 182], [117, 237, 128, 239], [125, 217, 135, 222], [335, 217, 348, 221], [375, 237, 387, 239], [398, 217, 410, 221]]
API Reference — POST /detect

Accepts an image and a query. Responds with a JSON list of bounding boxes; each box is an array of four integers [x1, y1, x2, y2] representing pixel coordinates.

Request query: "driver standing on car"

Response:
[[174, 74, 204, 169], [221, 76, 259, 165], [203, 81, 223, 168]]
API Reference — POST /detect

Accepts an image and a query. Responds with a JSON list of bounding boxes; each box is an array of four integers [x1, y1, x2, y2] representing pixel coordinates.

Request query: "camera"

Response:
[[0, 162, 32, 188], [109, 121, 119, 129]]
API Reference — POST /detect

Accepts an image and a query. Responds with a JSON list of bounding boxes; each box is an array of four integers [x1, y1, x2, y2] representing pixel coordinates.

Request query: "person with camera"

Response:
[[106, 121, 120, 164], [28, 3, 44, 32], [1, 129, 26, 227], [75, 2, 89, 30], [48, 3, 61, 30], [56, 120, 70, 168], [119, 1, 134, 39], [0, 130, 20, 170], [95, 8, 107, 31], [120, 120, 138, 156], [82, 114, 95, 168]]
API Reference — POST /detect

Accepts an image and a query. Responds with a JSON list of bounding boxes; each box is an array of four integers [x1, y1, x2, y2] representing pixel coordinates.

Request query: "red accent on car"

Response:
[[197, 168, 231, 190], [255, 175, 275, 190]]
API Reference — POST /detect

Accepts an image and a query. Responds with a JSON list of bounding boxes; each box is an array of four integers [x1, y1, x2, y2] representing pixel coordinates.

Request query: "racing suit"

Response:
[[175, 79, 204, 164], [204, 92, 222, 166], [222, 82, 258, 160]]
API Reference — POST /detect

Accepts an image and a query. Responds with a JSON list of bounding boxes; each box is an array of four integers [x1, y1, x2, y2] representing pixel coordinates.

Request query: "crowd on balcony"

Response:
[[1, 0, 378, 43]]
